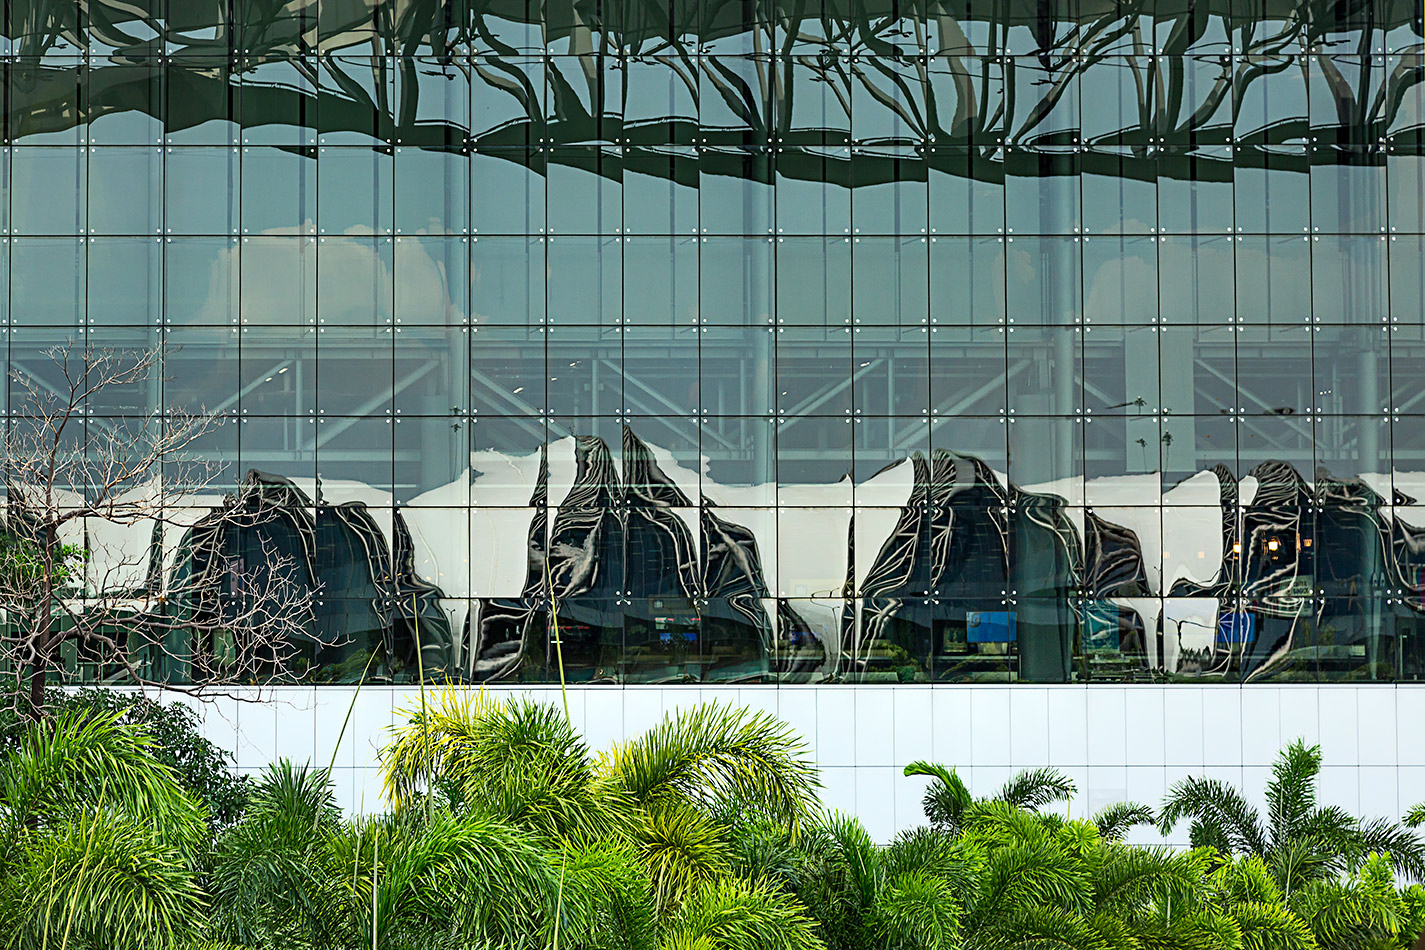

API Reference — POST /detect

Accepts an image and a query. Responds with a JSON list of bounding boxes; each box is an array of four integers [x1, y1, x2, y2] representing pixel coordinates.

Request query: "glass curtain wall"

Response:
[[5, 0, 1425, 684]]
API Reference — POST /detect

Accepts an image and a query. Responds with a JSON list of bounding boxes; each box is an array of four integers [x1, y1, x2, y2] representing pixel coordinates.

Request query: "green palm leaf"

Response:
[[331, 809, 557, 948], [557, 843, 659, 950], [661, 875, 826, 950], [1159, 776, 1267, 856], [1, 809, 204, 950], [0, 708, 207, 852], [205, 762, 340, 946], [639, 799, 735, 911], [601, 703, 819, 829], [1265, 741, 1323, 853], [873, 869, 961, 950], [997, 769, 1077, 812], [1091, 803, 1156, 842], [904, 761, 974, 834]]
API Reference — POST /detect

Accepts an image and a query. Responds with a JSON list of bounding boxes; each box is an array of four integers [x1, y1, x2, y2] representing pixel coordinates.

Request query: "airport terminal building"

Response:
[[5, 0, 1425, 833]]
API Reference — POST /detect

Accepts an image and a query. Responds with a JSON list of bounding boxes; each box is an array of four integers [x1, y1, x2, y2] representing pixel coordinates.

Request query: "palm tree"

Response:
[[1159, 740, 1425, 885], [903, 759, 1155, 841], [0, 708, 207, 949], [378, 687, 827, 949], [205, 761, 343, 946], [1160, 739, 1425, 950]]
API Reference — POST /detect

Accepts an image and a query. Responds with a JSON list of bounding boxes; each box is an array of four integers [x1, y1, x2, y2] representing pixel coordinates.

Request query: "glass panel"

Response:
[[89, 238, 161, 325], [395, 236, 469, 324], [166, 147, 240, 234], [317, 327, 393, 415], [317, 236, 394, 326], [701, 238, 774, 326], [240, 146, 316, 234], [11, 239, 85, 326], [472, 236, 544, 326], [395, 148, 469, 234], [166, 237, 240, 325], [622, 326, 700, 416], [88, 148, 162, 234], [11, 147, 85, 234], [471, 325, 547, 416], [86, 57, 163, 145], [624, 147, 699, 234], [241, 325, 317, 416], [852, 237, 928, 328], [623, 238, 700, 325], [317, 147, 393, 235]]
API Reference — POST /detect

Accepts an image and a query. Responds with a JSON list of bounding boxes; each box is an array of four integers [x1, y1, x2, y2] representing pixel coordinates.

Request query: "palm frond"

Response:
[[1091, 802, 1156, 842], [1405, 803, 1425, 829], [661, 875, 826, 950], [1226, 900, 1316, 950], [969, 838, 1093, 927], [1265, 740, 1323, 854], [968, 904, 1107, 950], [904, 760, 973, 833], [1, 809, 204, 950], [817, 811, 882, 910], [601, 702, 819, 829], [205, 763, 340, 946], [383, 688, 632, 843], [1352, 817, 1425, 882], [330, 810, 557, 948], [961, 799, 1060, 848], [1091, 843, 1203, 911], [556, 843, 658, 950], [0, 708, 207, 851], [714, 807, 799, 889], [638, 799, 734, 911], [1215, 854, 1286, 906], [1159, 776, 1267, 856], [1269, 839, 1333, 896], [873, 870, 961, 950], [997, 768, 1077, 812], [1138, 911, 1245, 950], [882, 826, 973, 886]]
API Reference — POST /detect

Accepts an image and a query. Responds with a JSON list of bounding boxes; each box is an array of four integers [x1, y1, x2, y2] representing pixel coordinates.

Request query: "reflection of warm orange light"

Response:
[[1303, 538, 1313, 548], [1267, 538, 1281, 552], [1197, 551, 1205, 559], [1232, 542, 1242, 554]]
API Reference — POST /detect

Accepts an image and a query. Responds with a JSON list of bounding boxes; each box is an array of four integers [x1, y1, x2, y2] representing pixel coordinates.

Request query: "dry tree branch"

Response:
[[0, 340, 333, 720]]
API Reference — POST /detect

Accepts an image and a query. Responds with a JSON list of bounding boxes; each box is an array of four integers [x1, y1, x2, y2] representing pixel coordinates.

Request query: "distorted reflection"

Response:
[[4, 0, 1425, 683]]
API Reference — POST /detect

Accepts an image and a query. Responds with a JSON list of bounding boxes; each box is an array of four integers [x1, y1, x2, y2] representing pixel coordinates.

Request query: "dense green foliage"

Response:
[[0, 686, 1422, 950], [0, 685, 250, 831]]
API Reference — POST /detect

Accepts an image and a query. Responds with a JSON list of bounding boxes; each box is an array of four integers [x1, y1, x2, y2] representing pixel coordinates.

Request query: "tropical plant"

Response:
[[0, 708, 207, 949], [903, 759, 1118, 838], [0, 685, 250, 832], [1158, 739, 1425, 950], [7, 691, 1425, 950], [381, 686, 822, 918], [1159, 739, 1425, 885]]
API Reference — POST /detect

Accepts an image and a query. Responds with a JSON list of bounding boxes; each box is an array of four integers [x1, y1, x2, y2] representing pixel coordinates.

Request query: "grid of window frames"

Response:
[[6, 1, 1425, 684]]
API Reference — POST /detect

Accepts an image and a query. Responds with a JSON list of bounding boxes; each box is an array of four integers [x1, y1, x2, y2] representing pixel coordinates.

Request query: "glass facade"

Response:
[[7, 0, 1425, 685]]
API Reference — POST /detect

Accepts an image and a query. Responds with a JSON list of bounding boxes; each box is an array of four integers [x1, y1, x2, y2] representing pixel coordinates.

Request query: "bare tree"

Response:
[[1, 340, 322, 720]]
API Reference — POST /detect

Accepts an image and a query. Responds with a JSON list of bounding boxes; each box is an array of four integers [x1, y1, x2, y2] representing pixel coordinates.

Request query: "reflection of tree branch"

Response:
[[854, 58, 927, 140]]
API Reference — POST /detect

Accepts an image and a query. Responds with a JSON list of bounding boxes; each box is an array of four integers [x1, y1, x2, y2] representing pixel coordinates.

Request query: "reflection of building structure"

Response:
[[8, 0, 1425, 830]]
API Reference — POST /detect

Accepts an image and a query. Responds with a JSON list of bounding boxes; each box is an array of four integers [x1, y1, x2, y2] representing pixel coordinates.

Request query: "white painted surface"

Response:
[[164, 684, 1425, 844]]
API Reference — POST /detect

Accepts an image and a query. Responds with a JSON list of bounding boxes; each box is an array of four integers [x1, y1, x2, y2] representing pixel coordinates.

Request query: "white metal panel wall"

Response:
[[166, 685, 1425, 844]]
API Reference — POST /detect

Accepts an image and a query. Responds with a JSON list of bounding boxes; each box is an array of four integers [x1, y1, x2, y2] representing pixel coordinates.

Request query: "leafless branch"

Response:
[[1, 340, 332, 720]]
